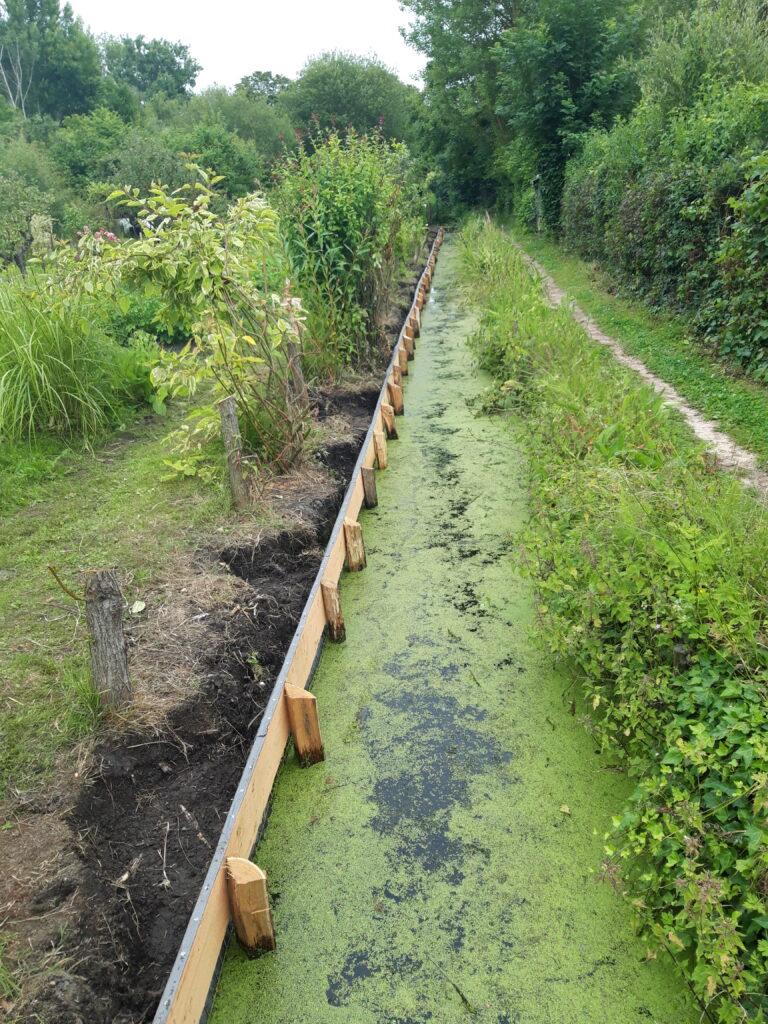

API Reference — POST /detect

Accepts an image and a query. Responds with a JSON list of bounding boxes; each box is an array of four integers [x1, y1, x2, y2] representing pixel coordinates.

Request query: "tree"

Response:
[[400, 0, 521, 205], [279, 52, 420, 144], [102, 34, 200, 99], [0, 0, 101, 119], [236, 69, 291, 104], [51, 106, 125, 182], [495, 0, 641, 225]]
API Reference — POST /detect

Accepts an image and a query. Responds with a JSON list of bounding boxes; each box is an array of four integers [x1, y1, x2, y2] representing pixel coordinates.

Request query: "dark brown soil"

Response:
[[4, 258, 428, 1024]]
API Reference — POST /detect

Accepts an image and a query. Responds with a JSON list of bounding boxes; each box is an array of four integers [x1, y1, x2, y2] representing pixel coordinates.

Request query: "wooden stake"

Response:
[[392, 362, 402, 387], [285, 684, 325, 765], [404, 327, 415, 359], [226, 858, 276, 954], [84, 570, 131, 707], [343, 517, 366, 571], [321, 581, 345, 643], [387, 381, 404, 415], [361, 465, 378, 509], [398, 346, 408, 375], [373, 429, 388, 470], [381, 402, 398, 440], [412, 306, 421, 337], [218, 395, 252, 511]]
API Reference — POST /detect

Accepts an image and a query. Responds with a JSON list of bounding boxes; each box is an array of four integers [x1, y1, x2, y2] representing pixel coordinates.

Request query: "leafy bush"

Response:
[[48, 172, 311, 472], [561, 0, 768, 372], [274, 132, 427, 372], [0, 277, 151, 440], [704, 153, 768, 379], [460, 218, 768, 1024]]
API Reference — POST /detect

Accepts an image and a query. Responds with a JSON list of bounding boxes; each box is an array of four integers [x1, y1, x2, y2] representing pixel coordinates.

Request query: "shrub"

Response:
[[274, 132, 427, 372], [48, 173, 311, 472], [459, 218, 768, 1024], [0, 277, 151, 440]]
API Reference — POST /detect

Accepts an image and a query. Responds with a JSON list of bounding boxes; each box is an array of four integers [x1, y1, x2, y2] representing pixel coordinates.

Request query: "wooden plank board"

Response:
[[152, 228, 445, 1024]]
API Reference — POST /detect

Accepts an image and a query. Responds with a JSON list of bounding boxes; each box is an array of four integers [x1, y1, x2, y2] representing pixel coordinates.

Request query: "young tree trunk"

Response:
[[84, 570, 131, 707], [218, 395, 252, 511]]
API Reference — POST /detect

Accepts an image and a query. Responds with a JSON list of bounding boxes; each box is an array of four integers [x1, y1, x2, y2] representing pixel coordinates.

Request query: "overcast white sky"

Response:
[[66, 0, 426, 90]]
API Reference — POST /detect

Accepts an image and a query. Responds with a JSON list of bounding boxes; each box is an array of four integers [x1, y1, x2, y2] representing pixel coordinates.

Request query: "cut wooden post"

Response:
[[218, 395, 252, 511], [387, 380, 404, 415], [343, 517, 366, 571], [226, 858, 276, 954], [404, 327, 415, 359], [398, 346, 408, 375], [361, 465, 378, 509], [373, 429, 388, 470], [392, 362, 402, 387], [412, 306, 421, 337], [285, 684, 325, 765], [84, 570, 131, 707], [321, 581, 346, 643], [381, 402, 398, 440]]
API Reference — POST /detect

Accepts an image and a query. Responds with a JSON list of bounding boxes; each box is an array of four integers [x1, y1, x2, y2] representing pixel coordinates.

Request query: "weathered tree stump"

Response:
[[84, 570, 131, 707], [218, 395, 252, 511]]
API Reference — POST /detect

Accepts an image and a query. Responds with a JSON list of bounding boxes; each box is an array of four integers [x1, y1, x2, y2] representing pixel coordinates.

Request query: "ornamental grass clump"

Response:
[[459, 216, 768, 1024], [0, 277, 148, 441]]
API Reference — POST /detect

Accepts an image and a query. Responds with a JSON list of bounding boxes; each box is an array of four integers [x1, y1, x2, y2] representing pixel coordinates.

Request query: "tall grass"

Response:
[[459, 217, 768, 1023], [0, 278, 146, 441]]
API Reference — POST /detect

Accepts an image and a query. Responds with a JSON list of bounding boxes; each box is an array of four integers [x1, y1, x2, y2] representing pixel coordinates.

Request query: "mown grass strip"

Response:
[[514, 229, 768, 465], [460, 217, 768, 1024]]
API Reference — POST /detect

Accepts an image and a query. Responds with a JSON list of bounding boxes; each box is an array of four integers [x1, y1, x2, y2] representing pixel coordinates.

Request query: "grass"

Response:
[[514, 228, 768, 463], [0, 280, 149, 442], [0, 408, 233, 799]]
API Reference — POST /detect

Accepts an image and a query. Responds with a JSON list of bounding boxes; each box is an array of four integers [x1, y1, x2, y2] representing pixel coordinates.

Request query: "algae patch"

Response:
[[208, 241, 699, 1024]]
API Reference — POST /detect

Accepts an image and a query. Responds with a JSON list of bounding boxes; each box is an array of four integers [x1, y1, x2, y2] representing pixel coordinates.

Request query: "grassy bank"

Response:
[[460, 219, 768, 1023], [0, 412, 230, 799], [515, 229, 768, 464]]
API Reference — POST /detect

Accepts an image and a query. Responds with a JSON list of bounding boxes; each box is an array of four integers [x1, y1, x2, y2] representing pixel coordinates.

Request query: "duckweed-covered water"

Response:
[[208, 241, 699, 1024]]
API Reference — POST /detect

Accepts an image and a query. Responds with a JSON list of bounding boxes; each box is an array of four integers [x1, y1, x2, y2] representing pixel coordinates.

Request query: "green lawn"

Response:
[[0, 411, 233, 799], [516, 230, 768, 463]]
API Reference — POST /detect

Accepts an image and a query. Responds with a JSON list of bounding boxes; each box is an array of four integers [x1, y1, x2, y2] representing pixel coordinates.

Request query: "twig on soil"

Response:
[[159, 821, 171, 889]]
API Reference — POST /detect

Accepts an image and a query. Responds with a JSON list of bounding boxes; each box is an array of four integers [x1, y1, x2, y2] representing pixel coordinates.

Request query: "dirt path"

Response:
[[519, 246, 768, 496], [208, 242, 699, 1024]]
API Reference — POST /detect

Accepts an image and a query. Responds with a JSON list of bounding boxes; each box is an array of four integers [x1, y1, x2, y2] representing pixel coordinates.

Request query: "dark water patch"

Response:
[[365, 683, 510, 875]]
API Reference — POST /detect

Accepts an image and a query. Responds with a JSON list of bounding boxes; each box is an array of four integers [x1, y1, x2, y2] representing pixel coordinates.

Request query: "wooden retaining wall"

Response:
[[152, 227, 446, 1024]]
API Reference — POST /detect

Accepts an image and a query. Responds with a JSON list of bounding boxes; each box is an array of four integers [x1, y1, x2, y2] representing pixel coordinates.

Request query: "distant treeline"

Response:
[[0, 1, 425, 264], [404, 0, 768, 376]]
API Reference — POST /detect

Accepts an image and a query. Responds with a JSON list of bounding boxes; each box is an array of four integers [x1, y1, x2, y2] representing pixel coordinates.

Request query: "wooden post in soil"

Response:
[[321, 581, 345, 642], [225, 858, 276, 954], [373, 429, 388, 470], [381, 402, 398, 440], [218, 395, 252, 511], [84, 570, 131, 707], [361, 466, 378, 509], [284, 684, 325, 765], [343, 518, 366, 571]]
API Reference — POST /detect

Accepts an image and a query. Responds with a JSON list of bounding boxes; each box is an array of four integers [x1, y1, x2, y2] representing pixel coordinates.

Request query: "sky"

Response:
[[66, 0, 426, 90]]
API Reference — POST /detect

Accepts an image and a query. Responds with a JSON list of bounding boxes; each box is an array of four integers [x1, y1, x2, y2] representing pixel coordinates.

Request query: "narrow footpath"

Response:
[[209, 241, 699, 1024]]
